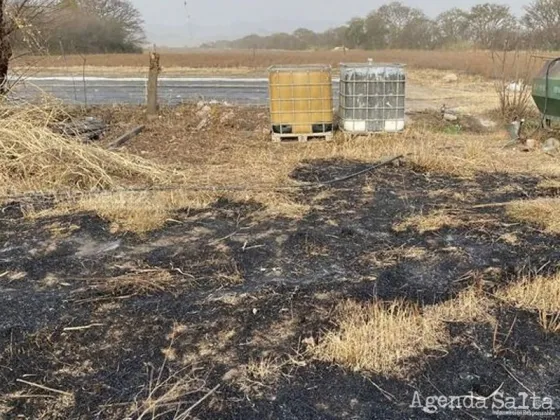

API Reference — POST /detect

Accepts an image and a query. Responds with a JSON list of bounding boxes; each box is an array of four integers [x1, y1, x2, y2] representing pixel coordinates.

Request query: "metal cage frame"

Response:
[[339, 63, 406, 134]]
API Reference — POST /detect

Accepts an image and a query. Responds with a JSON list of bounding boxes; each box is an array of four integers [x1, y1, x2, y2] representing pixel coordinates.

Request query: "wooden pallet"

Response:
[[271, 132, 334, 143]]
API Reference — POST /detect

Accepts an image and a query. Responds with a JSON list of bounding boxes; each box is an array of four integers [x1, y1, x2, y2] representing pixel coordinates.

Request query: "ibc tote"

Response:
[[339, 63, 406, 133], [268, 65, 334, 137]]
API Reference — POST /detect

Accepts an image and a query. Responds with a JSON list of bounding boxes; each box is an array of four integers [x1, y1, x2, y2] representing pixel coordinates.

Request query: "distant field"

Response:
[[13, 49, 552, 78]]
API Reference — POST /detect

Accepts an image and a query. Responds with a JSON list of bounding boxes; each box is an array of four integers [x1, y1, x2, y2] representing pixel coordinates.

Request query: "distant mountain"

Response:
[[146, 19, 340, 48]]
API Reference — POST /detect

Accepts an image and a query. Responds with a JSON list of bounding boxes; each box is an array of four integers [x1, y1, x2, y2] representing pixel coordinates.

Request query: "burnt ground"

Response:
[[1, 160, 560, 419]]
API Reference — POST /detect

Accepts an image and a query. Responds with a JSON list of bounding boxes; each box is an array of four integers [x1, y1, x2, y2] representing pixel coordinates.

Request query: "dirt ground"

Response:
[[1, 101, 560, 419]]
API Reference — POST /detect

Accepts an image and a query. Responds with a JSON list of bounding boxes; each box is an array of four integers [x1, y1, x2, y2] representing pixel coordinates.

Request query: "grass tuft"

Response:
[[496, 273, 560, 333], [313, 288, 492, 376], [73, 191, 216, 233], [85, 269, 175, 296], [314, 300, 444, 376], [506, 198, 560, 234]]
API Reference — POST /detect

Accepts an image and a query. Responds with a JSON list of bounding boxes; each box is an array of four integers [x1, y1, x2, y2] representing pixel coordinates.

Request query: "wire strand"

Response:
[[0, 155, 405, 204]]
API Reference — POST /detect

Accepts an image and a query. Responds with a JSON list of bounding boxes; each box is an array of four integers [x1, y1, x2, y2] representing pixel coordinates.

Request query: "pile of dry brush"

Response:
[[0, 103, 177, 196]]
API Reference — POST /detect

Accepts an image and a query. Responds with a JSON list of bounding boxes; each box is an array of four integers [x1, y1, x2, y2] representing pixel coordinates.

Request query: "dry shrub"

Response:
[[393, 210, 464, 234], [86, 269, 175, 296], [236, 356, 287, 396], [129, 365, 213, 420], [0, 104, 174, 195], [314, 288, 491, 376], [496, 273, 560, 333], [491, 49, 536, 121], [12, 49, 548, 79], [506, 198, 560, 234], [245, 356, 283, 383]]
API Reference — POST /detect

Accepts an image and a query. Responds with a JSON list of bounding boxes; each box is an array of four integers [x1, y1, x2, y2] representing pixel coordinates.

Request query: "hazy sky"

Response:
[[132, 0, 529, 46]]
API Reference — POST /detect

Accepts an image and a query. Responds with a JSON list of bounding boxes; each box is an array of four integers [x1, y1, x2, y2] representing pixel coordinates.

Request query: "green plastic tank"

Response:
[[532, 59, 560, 121]]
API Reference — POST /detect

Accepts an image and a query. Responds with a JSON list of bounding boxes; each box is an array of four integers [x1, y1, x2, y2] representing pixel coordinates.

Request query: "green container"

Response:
[[532, 60, 560, 121]]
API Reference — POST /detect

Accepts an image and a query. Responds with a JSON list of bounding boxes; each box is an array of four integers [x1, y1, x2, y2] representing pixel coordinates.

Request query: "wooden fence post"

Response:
[[147, 51, 160, 117]]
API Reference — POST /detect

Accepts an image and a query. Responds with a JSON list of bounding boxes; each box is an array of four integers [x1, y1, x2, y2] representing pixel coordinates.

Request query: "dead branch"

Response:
[[16, 379, 73, 397], [108, 125, 145, 149]]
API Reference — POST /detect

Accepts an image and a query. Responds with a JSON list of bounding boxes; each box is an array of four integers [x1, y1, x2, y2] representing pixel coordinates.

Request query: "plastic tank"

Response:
[[339, 63, 406, 133], [532, 59, 560, 121], [268, 65, 333, 135]]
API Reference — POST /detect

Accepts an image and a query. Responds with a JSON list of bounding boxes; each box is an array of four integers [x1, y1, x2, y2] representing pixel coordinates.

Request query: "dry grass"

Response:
[[5, 101, 560, 234], [71, 191, 216, 233], [245, 356, 283, 382], [1, 391, 75, 420], [538, 179, 560, 191], [314, 299, 445, 376], [0, 104, 175, 196], [0, 271, 26, 282], [506, 198, 560, 234], [313, 288, 492, 376], [238, 356, 285, 396], [33, 189, 308, 233], [496, 273, 560, 333], [393, 210, 465, 234], [13, 49, 555, 79], [427, 287, 495, 325], [20, 118, 560, 233], [129, 364, 213, 420], [84, 269, 175, 297], [358, 246, 429, 268]]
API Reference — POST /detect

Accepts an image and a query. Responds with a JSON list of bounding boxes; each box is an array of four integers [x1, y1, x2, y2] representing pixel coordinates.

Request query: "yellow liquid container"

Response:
[[268, 65, 334, 135]]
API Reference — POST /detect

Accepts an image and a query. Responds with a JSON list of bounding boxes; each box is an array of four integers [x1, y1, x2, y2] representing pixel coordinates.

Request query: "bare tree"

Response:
[[436, 8, 470, 47], [75, 0, 145, 45], [467, 3, 517, 49], [523, 0, 560, 50], [345, 18, 367, 49], [375, 2, 431, 49], [293, 28, 317, 50], [0, 0, 57, 94], [364, 11, 389, 49]]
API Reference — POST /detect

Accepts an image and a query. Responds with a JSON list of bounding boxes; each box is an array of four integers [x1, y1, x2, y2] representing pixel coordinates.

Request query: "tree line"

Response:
[[0, 0, 145, 91], [202, 1, 560, 51], [7, 0, 145, 56]]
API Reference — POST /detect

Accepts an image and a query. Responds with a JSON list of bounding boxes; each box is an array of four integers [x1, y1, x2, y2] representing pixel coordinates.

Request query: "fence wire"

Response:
[[0, 156, 404, 205]]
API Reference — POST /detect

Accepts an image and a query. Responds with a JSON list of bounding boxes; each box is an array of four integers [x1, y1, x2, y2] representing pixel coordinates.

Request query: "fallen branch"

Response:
[[108, 125, 145, 149], [63, 323, 104, 332], [16, 379, 73, 398], [367, 378, 396, 402], [177, 384, 220, 419], [471, 202, 511, 209], [500, 363, 533, 395], [6, 394, 57, 399]]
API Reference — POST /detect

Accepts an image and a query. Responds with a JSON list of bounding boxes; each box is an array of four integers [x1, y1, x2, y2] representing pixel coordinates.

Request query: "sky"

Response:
[[131, 0, 529, 47]]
